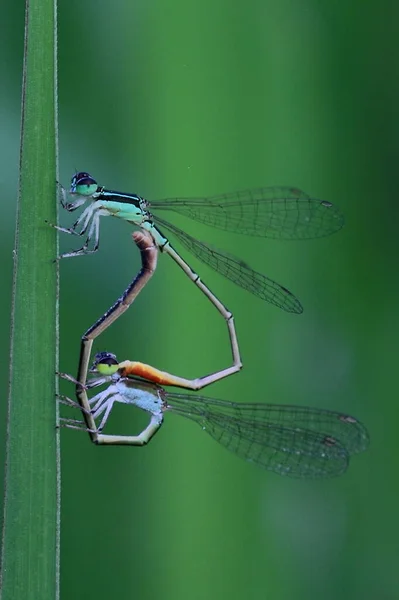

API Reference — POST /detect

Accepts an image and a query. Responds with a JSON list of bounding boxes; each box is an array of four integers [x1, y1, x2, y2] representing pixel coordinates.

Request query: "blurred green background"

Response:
[[1, 0, 399, 598]]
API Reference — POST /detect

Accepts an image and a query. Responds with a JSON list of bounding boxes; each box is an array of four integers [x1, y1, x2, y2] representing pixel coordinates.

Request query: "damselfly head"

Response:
[[90, 351, 119, 375], [70, 172, 98, 196]]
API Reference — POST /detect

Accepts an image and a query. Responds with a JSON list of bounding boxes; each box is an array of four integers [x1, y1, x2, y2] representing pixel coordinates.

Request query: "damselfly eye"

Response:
[[92, 352, 118, 368], [70, 172, 98, 195], [89, 352, 119, 376], [72, 172, 97, 187]]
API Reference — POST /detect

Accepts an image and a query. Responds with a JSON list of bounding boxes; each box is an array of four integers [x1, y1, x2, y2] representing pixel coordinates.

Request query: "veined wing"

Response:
[[150, 187, 344, 239], [156, 216, 302, 314], [165, 394, 369, 478]]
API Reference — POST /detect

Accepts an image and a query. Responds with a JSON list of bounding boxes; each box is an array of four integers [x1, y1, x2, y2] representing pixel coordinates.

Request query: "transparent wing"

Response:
[[165, 394, 369, 478], [149, 187, 344, 239], [155, 216, 302, 314]]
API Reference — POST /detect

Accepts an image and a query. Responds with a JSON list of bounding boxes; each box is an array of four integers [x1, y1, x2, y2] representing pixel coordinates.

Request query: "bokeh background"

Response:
[[2, 1, 399, 599]]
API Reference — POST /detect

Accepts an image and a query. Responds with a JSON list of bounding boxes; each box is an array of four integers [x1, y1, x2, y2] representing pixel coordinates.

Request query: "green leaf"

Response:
[[0, 1, 59, 599]]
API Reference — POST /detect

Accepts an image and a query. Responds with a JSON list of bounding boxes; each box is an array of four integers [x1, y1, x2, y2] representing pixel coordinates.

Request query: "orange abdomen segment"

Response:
[[119, 361, 183, 387]]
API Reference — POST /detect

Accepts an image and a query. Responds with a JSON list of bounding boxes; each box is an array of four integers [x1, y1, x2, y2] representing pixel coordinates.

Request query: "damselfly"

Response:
[[60, 352, 369, 478], [54, 173, 344, 317]]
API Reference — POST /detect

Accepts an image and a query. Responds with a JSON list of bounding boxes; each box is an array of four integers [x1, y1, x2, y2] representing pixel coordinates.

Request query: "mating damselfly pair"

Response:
[[56, 173, 369, 477]]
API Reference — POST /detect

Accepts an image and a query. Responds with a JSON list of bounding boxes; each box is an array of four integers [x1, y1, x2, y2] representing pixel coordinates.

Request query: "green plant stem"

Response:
[[0, 0, 59, 598]]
